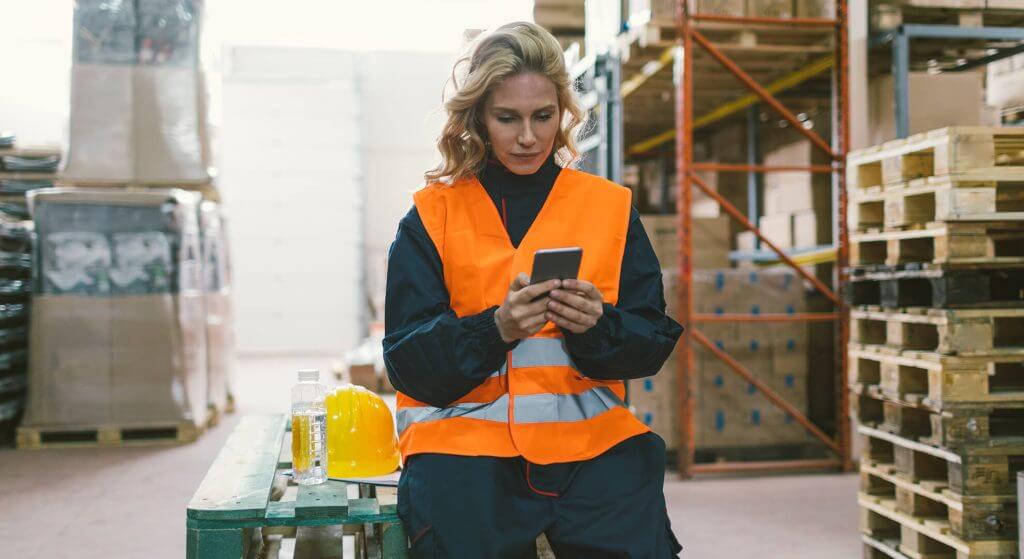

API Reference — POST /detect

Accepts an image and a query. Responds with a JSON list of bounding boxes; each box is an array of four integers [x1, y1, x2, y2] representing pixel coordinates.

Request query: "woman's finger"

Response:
[[547, 311, 587, 333], [547, 300, 592, 325], [521, 313, 549, 331], [513, 278, 560, 305], [549, 289, 593, 313], [563, 279, 600, 300]]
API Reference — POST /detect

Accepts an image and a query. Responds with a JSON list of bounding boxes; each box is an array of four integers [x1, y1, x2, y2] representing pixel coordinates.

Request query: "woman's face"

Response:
[[482, 72, 560, 175]]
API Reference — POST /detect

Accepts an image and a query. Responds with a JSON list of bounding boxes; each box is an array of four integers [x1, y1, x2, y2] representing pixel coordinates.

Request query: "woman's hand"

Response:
[[547, 279, 603, 334], [495, 273, 561, 343]]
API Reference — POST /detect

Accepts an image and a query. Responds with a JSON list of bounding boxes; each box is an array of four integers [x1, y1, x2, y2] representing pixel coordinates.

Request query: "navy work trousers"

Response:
[[397, 432, 682, 558]]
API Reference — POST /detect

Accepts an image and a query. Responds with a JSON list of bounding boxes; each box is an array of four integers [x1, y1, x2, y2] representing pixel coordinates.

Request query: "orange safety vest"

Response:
[[396, 167, 651, 465]]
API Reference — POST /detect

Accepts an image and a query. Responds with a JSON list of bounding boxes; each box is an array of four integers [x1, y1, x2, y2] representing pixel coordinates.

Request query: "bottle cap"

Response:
[[298, 369, 320, 382]]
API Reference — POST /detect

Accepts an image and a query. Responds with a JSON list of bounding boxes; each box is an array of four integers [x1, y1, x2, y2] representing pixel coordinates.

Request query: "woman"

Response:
[[384, 21, 684, 558]]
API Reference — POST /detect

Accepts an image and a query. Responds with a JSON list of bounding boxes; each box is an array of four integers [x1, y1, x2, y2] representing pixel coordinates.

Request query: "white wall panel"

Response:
[[221, 46, 362, 354]]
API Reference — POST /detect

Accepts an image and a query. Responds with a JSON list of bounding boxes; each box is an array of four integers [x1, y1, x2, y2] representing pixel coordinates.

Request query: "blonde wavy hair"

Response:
[[425, 21, 586, 184]]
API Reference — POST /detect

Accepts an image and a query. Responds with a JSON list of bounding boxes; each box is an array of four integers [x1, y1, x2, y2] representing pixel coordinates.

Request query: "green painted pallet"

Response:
[[186, 414, 408, 558]]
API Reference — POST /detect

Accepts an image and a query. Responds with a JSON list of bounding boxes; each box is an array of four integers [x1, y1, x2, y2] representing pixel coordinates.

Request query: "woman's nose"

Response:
[[518, 124, 536, 147]]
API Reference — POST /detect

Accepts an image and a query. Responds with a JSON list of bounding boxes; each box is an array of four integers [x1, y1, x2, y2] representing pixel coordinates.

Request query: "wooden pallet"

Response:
[[847, 127, 1024, 191], [850, 175, 1024, 231], [850, 307, 1024, 355], [850, 344, 1024, 407], [849, 267, 1024, 308], [860, 493, 1017, 559], [861, 425, 1024, 496], [16, 420, 201, 449], [854, 385, 1024, 448], [871, 0, 1024, 30], [851, 221, 1024, 267], [187, 415, 408, 559], [861, 461, 1019, 542]]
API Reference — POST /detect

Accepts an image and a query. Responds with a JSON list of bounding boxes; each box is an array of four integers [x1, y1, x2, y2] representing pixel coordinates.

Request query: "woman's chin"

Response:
[[500, 158, 544, 175]]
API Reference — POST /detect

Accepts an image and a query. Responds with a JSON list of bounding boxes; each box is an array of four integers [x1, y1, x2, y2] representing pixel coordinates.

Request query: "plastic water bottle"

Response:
[[291, 369, 327, 485]]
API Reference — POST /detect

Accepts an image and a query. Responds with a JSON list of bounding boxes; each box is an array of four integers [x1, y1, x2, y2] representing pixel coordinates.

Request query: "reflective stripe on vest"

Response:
[[487, 337, 577, 378], [513, 386, 625, 424], [398, 340, 626, 435], [397, 395, 509, 435], [397, 386, 626, 435]]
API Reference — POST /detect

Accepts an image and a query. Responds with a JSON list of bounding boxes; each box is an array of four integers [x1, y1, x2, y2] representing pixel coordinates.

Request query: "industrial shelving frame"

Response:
[[563, 0, 853, 477], [668, 0, 852, 477], [871, 23, 1024, 138]]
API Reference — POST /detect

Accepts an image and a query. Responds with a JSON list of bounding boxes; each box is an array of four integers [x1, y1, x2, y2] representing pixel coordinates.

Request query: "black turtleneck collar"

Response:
[[475, 151, 563, 248], [477, 151, 561, 195]]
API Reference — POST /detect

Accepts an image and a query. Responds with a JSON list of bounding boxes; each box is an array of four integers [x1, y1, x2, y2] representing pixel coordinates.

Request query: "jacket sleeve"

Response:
[[563, 208, 684, 380], [382, 207, 517, 408]]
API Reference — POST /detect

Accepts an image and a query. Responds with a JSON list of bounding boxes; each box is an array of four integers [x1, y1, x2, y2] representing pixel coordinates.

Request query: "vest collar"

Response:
[[464, 168, 572, 252]]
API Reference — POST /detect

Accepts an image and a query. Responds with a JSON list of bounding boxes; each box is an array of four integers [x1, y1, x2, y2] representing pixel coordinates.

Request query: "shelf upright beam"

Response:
[[674, 0, 696, 478], [836, 0, 853, 473], [892, 30, 911, 139], [747, 105, 761, 243]]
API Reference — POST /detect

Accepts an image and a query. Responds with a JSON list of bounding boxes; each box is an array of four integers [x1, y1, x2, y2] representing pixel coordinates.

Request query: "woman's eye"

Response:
[[497, 116, 515, 123], [536, 114, 552, 121]]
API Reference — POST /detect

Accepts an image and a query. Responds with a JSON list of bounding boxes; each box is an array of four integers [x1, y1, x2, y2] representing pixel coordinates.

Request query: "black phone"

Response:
[[530, 247, 583, 285]]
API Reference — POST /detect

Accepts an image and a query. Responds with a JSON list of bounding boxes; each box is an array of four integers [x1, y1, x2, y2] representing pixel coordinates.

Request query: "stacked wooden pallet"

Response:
[[847, 127, 1024, 558]]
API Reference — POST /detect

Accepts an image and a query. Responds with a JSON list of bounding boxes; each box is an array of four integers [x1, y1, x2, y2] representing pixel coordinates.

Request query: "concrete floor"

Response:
[[0, 356, 861, 558]]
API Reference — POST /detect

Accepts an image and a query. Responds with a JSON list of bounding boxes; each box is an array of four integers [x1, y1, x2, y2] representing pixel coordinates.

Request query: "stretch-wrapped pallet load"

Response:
[[18, 189, 208, 446], [199, 202, 234, 417], [62, 0, 214, 185]]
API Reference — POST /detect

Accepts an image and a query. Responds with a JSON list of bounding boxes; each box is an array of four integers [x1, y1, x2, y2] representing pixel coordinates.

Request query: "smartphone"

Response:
[[531, 247, 583, 286]]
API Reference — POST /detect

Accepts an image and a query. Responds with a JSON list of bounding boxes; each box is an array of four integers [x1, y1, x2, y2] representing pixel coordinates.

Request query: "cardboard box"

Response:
[[736, 231, 757, 253], [792, 210, 820, 248], [868, 70, 998, 147], [758, 214, 793, 249], [796, 0, 834, 17], [641, 214, 731, 270], [763, 139, 831, 217], [747, 0, 792, 17], [987, 53, 1024, 111], [693, 0, 745, 16], [696, 360, 811, 448]]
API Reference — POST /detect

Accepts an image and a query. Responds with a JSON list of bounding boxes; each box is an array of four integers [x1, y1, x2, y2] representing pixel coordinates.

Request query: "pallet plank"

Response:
[[861, 425, 1024, 496], [848, 127, 1024, 191], [859, 493, 1018, 556], [849, 268, 1024, 308], [851, 176, 1024, 232], [851, 221, 1024, 267], [863, 461, 1020, 541], [850, 345, 1024, 407], [851, 308, 1024, 355], [294, 482, 349, 520], [187, 414, 287, 521]]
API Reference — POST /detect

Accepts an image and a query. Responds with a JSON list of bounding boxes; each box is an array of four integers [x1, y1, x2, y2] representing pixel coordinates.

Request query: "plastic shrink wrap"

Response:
[[22, 188, 209, 428]]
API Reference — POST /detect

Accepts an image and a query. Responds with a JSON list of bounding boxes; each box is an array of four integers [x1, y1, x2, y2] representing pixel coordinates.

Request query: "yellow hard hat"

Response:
[[325, 384, 401, 478]]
